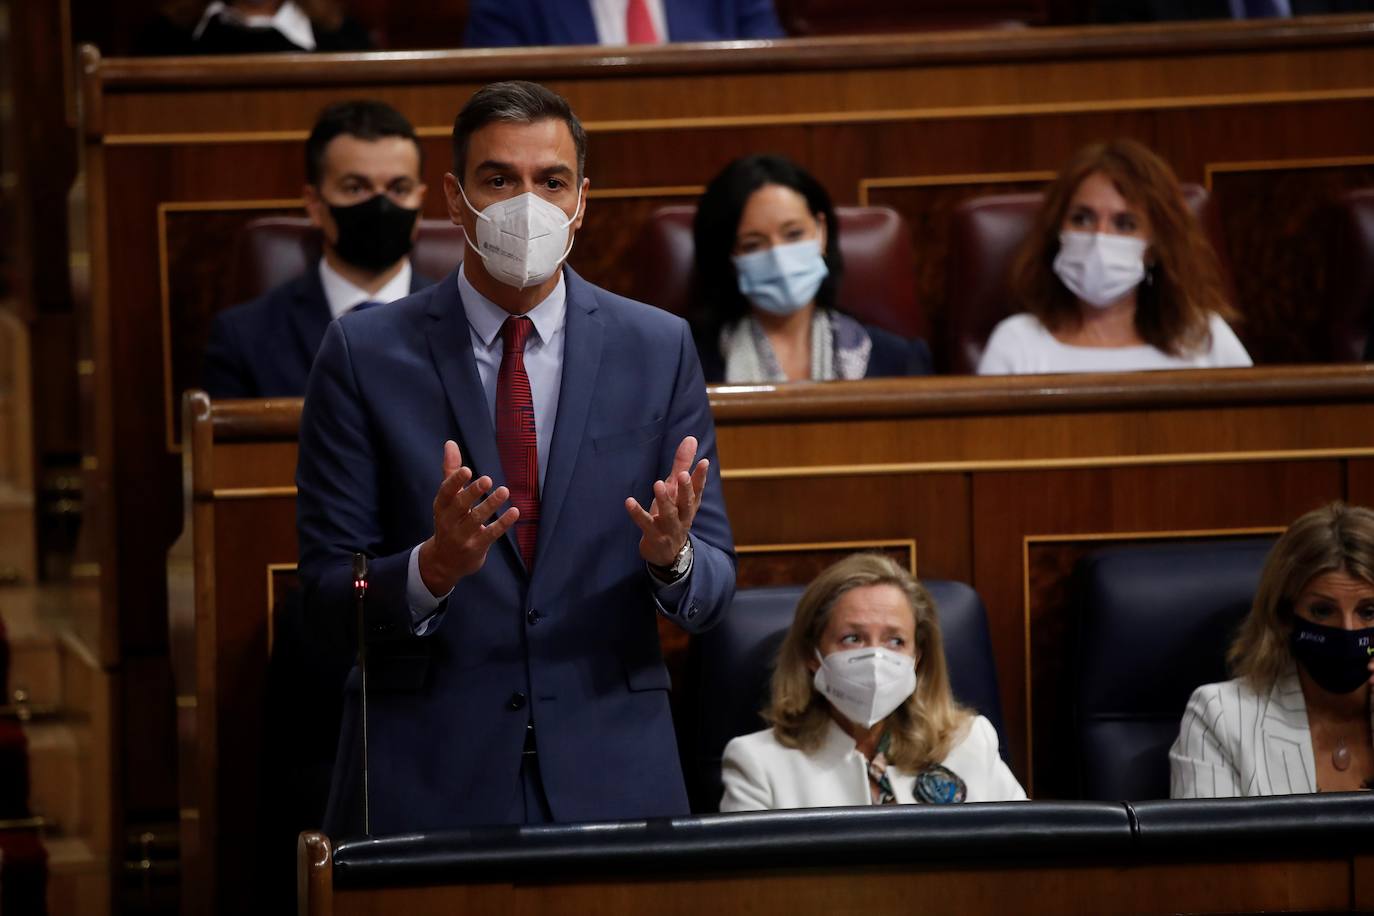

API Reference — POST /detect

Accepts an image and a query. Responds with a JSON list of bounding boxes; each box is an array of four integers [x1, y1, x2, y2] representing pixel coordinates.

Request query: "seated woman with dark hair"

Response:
[[978, 139, 1251, 375], [720, 553, 1024, 811], [1171, 503, 1374, 797], [691, 154, 931, 383]]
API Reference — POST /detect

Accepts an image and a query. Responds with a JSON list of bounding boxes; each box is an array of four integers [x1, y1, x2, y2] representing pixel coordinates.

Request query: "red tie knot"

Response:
[[501, 316, 535, 355]]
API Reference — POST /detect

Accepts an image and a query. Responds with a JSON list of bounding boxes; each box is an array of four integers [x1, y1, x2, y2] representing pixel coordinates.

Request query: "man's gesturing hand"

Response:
[[418, 440, 518, 597], [624, 435, 709, 568]]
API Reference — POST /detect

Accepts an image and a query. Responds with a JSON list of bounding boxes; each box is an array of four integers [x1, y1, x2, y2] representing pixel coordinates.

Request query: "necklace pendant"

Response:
[[1333, 738, 1352, 772]]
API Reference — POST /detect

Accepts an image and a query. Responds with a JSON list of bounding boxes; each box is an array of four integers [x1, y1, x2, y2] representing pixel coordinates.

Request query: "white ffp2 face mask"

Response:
[[1052, 230, 1148, 308], [813, 647, 917, 728], [456, 182, 582, 289]]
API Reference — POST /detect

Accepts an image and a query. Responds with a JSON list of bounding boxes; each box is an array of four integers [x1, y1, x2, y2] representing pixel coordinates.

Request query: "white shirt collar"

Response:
[[457, 261, 567, 349], [194, 1, 317, 50], [318, 258, 413, 321]]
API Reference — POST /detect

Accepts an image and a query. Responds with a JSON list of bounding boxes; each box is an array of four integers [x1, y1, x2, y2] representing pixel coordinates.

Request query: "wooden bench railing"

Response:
[[171, 365, 1374, 913]]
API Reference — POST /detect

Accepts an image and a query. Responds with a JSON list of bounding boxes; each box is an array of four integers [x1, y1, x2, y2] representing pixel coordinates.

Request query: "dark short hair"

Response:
[[304, 100, 422, 186], [690, 154, 844, 347], [451, 80, 587, 182]]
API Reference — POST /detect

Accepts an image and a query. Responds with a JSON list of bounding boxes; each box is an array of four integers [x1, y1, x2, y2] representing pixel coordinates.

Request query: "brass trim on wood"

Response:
[[1018, 524, 1286, 794], [721, 446, 1374, 481], [265, 562, 298, 657], [587, 185, 705, 200], [858, 170, 1056, 205], [201, 447, 1374, 497], [0, 816, 48, 831], [99, 94, 1374, 147], [738, 538, 917, 575], [1204, 154, 1374, 190], [210, 486, 298, 500]]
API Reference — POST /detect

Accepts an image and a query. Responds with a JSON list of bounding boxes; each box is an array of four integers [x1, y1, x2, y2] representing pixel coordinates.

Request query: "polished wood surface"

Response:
[[173, 367, 1374, 910]]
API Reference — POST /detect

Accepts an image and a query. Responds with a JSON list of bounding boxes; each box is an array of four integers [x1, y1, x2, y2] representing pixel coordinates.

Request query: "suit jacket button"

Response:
[[526, 608, 539, 626], [507, 691, 527, 711]]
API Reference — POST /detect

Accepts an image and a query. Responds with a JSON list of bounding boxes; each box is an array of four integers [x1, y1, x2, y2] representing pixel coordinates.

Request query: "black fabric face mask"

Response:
[[1289, 618, 1374, 694], [327, 194, 420, 273]]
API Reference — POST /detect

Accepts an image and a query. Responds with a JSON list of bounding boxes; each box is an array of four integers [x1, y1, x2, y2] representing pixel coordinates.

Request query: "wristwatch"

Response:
[[649, 538, 693, 585]]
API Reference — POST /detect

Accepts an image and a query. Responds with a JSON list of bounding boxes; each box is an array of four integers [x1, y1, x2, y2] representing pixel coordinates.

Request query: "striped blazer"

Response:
[[1169, 669, 1325, 798]]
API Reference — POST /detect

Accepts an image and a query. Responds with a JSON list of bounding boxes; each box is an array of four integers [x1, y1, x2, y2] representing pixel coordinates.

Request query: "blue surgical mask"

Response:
[[732, 237, 829, 317]]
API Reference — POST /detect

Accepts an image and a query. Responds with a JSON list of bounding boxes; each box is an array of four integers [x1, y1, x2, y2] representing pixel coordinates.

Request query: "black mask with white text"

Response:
[[1289, 618, 1374, 695], [327, 194, 420, 273]]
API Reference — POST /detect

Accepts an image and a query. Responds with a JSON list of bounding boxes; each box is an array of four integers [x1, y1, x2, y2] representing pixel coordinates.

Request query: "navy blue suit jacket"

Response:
[[202, 262, 433, 399], [464, 0, 783, 46], [297, 267, 736, 834]]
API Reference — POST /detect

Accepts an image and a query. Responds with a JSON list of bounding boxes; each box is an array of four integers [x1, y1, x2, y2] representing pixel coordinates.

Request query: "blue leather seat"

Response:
[[686, 579, 1007, 813], [1073, 538, 1276, 801]]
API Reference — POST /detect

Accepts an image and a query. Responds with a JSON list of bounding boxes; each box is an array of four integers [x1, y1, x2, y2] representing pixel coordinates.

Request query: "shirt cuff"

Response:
[[407, 544, 451, 634], [647, 549, 693, 611]]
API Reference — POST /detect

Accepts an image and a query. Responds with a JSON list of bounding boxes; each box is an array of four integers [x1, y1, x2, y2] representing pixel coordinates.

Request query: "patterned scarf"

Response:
[[719, 309, 872, 384], [867, 729, 897, 805]]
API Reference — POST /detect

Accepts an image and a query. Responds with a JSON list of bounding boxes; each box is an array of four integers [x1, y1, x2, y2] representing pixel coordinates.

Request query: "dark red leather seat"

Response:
[[632, 205, 925, 340], [1322, 188, 1374, 362], [227, 216, 465, 304], [941, 184, 1217, 374]]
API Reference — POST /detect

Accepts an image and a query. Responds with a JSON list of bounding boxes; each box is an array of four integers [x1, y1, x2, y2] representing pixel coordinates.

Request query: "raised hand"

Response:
[[418, 440, 518, 596], [624, 435, 709, 568]]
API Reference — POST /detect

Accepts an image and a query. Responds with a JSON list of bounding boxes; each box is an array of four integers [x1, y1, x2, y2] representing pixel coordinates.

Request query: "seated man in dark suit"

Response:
[[465, 0, 783, 47], [202, 99, 432, 398]]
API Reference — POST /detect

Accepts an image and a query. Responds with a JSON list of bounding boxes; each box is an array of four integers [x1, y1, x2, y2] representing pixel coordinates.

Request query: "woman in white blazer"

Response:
[[1170, 503, 1374, 798], [720, 554, 1025, 811]]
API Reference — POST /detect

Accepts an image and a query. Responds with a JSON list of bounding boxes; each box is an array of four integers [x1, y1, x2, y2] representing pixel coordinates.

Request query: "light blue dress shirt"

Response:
[[404, 263, 688, 629]]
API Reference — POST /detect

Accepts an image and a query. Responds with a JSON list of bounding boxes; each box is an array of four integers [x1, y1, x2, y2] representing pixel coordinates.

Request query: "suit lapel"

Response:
[[290, 266, 333, 368], [551, 0, 598, 44], [425, 272, 524, 565], [1260, 670, 1316, 794], [532, 269, 604, 577], [663, 0, 699, 41]]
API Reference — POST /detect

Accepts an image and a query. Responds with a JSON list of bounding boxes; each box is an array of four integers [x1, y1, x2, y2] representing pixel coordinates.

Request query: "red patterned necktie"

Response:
[[496, 316, 539, 569], [626, 0, 659, 44]]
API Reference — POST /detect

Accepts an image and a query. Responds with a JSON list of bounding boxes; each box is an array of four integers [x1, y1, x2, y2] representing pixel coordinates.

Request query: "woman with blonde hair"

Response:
[[978, 139, 1251, 374], [720, 553, 1024, 811], [1171, 503, 1374, 797]]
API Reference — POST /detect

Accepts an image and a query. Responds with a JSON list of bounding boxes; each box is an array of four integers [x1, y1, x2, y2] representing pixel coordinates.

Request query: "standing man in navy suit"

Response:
[[464, 0, 783, 47], [297, 81, 736, 833], [203, 100, 434, 398]]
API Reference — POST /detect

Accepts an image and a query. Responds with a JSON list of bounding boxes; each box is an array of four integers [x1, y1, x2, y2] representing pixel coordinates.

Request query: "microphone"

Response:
[[352, 553, 371, 836]]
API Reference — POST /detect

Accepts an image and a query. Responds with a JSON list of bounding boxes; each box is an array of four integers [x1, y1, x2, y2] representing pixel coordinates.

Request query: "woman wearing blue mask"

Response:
[[1171, 503, 1374, 797], [691, 155, 930, 383], [978, 139, 1251, 375], [720, 553, 1024, 811]]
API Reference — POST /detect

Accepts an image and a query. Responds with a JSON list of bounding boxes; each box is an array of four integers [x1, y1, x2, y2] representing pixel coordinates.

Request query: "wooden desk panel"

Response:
[[175, 368, 1374, 912], [311, 855, 1357, 916]]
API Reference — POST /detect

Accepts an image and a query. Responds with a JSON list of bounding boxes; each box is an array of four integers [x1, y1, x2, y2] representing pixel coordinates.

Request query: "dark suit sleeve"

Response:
[[296, 321, 419, 656], [863, 324, 934, 378], [464, 0, 541, 46], [735, 0, 785, 38], [654, 320, 736, 633], [202, 309, 257, 399]]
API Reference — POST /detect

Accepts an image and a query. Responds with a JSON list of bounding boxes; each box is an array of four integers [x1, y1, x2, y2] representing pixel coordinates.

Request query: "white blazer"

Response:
[[1168, 668, 1374, 797], [720, 715, 1026, 812]]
